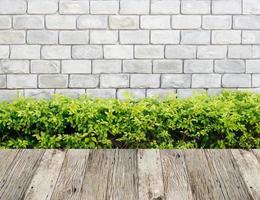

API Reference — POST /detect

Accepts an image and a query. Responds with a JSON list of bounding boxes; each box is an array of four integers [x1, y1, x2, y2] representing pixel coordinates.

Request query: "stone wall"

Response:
[[0, 0, 260, 100]]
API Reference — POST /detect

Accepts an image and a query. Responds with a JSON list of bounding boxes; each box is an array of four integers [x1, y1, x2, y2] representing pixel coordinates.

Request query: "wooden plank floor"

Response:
[[0, 150, 259, 200]]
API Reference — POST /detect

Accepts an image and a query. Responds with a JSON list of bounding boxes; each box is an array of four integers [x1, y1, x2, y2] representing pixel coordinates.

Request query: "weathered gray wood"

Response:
[[51, 150, 89, 200], [0, 150, 19, 180], [24, 150, 66, 200], [160, 150, 193, 200], [0, 149, 44, 200], [138, 149, 165, 200], [252, 149, 260, 162], [232, 149, 260, 200], [205, 150, 252, 200]]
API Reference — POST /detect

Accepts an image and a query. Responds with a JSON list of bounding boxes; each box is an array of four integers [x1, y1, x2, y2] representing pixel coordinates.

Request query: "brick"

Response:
[[60, 31, 89, 44], [27, 31, 58, 44], [46, 16, 76, 30], [13, 16, 44, 30], [100, 74, 129, 88], [93, 60, 121, 74], [222, 74, 251, 88], [78, 15, 107, 29], [177, 89, 206, 98], [0, 90, 23, 101], [109, 16, 139, 30], [242, 31, 260, 44], [243, 0, 260, 14], [202, 16, 232, 29], [25, 89, 54, 99], [147, 89, 176, 98], [192, 74, 221, 88], [131, 74, 160, 88], [151, 30, 180, 44], [62, 60, 91, 74], [0, 46, 9, 59], [28, 0, 58, 14], [0, 0, 26, 14], [72, 45, 103, 59], [120, 31, 149, 44], [123, 60, 152, 73], [212, 0, 241, 14], [181, 0, 210, 14], [0, 60, 29, 73], [90, 1, 119, 14], [151, 0, 180, 14], [246, 60, 260, 73], [153, 60, 183, 73], [141, 16, 170, 29], [184, 60, 213, 73], [31, 60, 60, 74], [197, 46, 227, 59], [42, 46, 71, 59], [161, 74, 191, 88], [117, 89, 146, 99], [7, 75, 37, 89], [70, 75, 99, 88], [165, 45, 196, 59], [207, 89, 223, 96], [0, 16, 11, 29], [212, 30, 241, 44], [90, 30, 118, 44], [0, 31, 25, 44], [181, 30, 210, 44], [228, 45, 252, 59], [86, 89, 116, 98], [104, 45, 133, 59], [215, 60, 245, 73], [39, 75, 68, 88], [10, 45, 40, 59], [0, 75, 6, 88], [172, 15, 201, 29], [55, 89, 85, 98], [253, 46, 260, 59], [59, 1, 89, 14], [233, 16, 260, 29], [252, 74, 260, 87], [120, 0, 149, 14], [135, 45, 164, 59]]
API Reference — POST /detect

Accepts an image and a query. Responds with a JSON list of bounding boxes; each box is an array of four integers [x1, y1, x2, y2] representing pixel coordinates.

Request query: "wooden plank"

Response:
[[0, 149, 44, 200], [106, 149, 138, 200], [232, 149, 260, 199], [51, 150, 89, 200], [24, 150, 66, 200], [183, 150, 226, 200], [205, 150, 252, 200], [81, 149, 115, 200], [252, 149, 260, 162], [0, 150, 19, 180], [160, 150, 193, 200], [138, 149, 165, 200]]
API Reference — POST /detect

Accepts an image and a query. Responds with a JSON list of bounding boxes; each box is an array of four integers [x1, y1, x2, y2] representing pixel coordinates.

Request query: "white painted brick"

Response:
[[0, 60, 29, 73], [181, 30, 210, 44], [7, 75, 37, 89], [39, 75, 68, 88], [86, 89, 116, 98], [172, 15, 201, 29], [55, 89, 85, 98], [242, 31, 260, 44], [181, 0, 210, 14], [10, 45, 40, 59], [62, 60, 91, 74], [72, 45, 103, 59], [141, 16, 170, 29], [0, 31, 25, 44], [90, 30, 118, 44], [177, 89, 206, 98], [253, 45, 260, 59], [228, 45, 252, 59], [25, 89, 54, 99], [243, 0, 260, 14], [0, 75, 6, 88], [131, 74, 160, 88], [151, 0, 180, 14], [109, 16, 139, 30], [233, 16, 260, 29], [120, 31, 149, 44], [60, 31, 89, 44], [0, 46, 9, 59], [100, 74, 129, 88], [135, 45, 164, 59], [246, 60, 260, 73], [212, 0, 241, 14], [202, 16, 232, 30], [192, 74, 221, 88], [252, 74, 260, 87], [104, 45, 133, 59], [197, 46, 227, 59], [42, 45, 71, 59], [212, 30, 241, 44], [0, 0, 26, 14], [70, 75, 99, 88], [59, 1, 89, 14], [13, 16, 44, 30], [165, 45, 196, 59], [31, 60, 60, 74], [0, 90, 23, 101], [78, 15, 107, 29], [147, 89, 176, 98], [117, 89, 145, 99], [90, 1, 119, 14], [93, 60, 121, 74], [184, 60, 213, 73], [28, 0, 58, 14], [222, 74, 251, 88], [123, 60, 152, 73], [207, 89, 223, 96], [27, 31, 58, 44], [120, 0, 149, 14], [153, 60, 182, 73], [161, 74, 191, 88], [0, 16, 11, 29], [151, 30, 180, 44], [215, 60, 245, 73], [46, 15, 76, 30]]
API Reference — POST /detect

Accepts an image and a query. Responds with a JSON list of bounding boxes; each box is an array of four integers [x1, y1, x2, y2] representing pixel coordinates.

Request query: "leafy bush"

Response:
[[0, 91, 259, 149]]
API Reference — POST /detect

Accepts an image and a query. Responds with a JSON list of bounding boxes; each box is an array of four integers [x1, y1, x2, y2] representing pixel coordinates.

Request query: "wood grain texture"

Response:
[[160, 150, 193, 200], [0, 150, 19, 180]]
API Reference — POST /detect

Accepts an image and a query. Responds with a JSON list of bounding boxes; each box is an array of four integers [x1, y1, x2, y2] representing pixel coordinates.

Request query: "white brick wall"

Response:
[[0, 0, 259, 100]]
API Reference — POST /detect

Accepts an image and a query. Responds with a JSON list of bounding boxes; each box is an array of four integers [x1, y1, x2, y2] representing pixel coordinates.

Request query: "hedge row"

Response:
[[0, 91, 259, 149]]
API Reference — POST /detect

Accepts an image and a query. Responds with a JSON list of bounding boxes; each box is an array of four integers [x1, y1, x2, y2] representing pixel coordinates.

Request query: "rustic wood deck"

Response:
[[0, 150, 259, 200]]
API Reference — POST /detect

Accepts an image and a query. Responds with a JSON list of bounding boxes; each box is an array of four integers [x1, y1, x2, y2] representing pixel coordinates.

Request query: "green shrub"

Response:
[[0, 91, 259, 149]]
